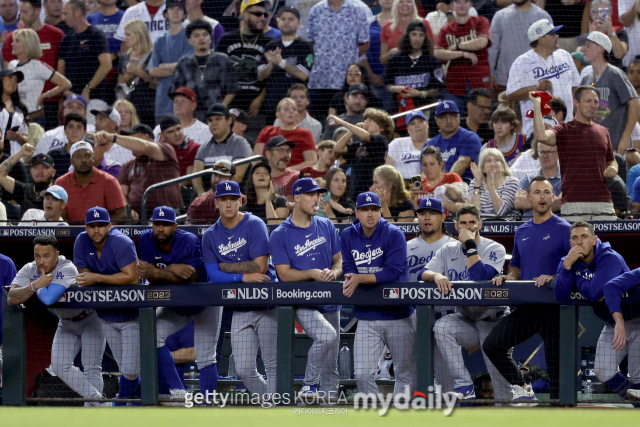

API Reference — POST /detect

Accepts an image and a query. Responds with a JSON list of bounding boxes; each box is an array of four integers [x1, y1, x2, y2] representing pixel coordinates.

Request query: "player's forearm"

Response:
[[505, 266, 521, 280], [7, 285, 34, 305], [94, 273, 139, 285], [277, 267, 319, 282], [220, 261, 261, 274], [331, 258, 343, 278], [420, 270, 439, 282], [172, 347, 196, 364], [356, 273, 377, 284], [612, 311, 624, 326], [147, 267, 183, 284]]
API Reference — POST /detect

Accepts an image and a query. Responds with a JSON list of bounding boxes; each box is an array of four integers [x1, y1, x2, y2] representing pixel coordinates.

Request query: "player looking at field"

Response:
[[419, 204, 514, 404], [73, 207, 140, 406], [269, 177, 343, 398], [554, 221, 636, 402], [341, 191, 415, 396], [202, 181, 278, 402], [482, 176, 571, 402], [7, 236, 108, 407]]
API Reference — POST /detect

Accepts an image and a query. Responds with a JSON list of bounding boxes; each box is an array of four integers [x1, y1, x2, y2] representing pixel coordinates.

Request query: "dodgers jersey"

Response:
[[425, 237, 507, 321], [73, 228, 139, 322], [139, 228, 202, 272], [406, 234, 456, 281], [12, 255, 81, 319]]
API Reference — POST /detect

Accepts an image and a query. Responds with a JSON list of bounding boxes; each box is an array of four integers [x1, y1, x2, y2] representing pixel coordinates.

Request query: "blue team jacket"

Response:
[[602, 268, 640, 322]]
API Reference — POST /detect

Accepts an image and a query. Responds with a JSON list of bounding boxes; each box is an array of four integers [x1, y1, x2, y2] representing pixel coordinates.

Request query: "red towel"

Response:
[[525, 91, 552, 118]]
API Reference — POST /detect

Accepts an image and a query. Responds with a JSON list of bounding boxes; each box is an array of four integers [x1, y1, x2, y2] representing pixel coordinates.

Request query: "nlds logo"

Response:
[[383, 288, 400, 299], [222, 288, 270, 299]]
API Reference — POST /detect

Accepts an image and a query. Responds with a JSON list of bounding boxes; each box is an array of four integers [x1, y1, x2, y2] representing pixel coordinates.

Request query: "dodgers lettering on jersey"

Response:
[[406, 235, 456, 281], [532, 63, 571, 80]]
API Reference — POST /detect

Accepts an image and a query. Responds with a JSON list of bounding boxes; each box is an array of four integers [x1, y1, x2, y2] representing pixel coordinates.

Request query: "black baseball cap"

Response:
[[31, 153, 54, 168], [277, 6, 300, 19], [165, 0, 186, 9], [229, 108, 248, 124], [206, 103, 230, 118], [121, 123, 155, 139], [159, 115, 181, 132], [266, 135, 296, 150], [346, 83, 368, 97], [249, 161, 271, 175], [406, 20, 427, 35], [0, 69, 24, 83]]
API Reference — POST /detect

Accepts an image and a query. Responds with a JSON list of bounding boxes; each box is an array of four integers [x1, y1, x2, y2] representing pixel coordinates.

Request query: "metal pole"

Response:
[[139, 307, 159, 405], [559, 305, 578, 406], [416, 306, 435, 395], [276, 306, 295, 404], [2, 287, 27, 406]]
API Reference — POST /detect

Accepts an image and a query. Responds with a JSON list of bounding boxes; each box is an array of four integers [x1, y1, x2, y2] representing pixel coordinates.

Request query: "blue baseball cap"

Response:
[[406, 110, 427, 125], [151, 206, 177, 223], [435, 100, 459, 116], [215, 180, 242, 198], [64, 94, 87, 109], [356, 192, 381, 209], [40, 185, 68, 202], [292, 177, 327, 197], [85, 207, 110, 224], [417, 197, 444, 214]]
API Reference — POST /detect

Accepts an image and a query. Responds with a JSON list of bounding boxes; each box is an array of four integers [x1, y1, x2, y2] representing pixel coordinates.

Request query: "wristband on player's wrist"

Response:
[[28, 281, 36, 292], [465, 239, 478, 257]]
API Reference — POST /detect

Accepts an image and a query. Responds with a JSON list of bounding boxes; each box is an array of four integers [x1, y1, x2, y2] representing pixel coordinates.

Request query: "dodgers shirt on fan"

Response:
[[73, 228, 139, 322], [510, 215, 571, 280], [423, 127, 482, 180], [270, 215, 341, 313], [341, 218, 411, 320]]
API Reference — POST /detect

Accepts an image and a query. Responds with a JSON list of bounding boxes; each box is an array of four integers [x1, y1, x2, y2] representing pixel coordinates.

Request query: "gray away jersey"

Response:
[[425, 237, 507, 321]]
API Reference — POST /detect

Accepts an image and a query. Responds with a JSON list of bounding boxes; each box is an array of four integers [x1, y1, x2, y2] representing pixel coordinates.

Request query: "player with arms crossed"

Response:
[[482, 176, 571, 404], [202, 180, 278, 403], [554, 221, 637, 402], [341, 191, 414, 395], [270, 177, 343, 398], [8, 236, 108, 406], [73, 207, 140, 405], [135, 206, 207, 402], [418, 204, 512, 404]]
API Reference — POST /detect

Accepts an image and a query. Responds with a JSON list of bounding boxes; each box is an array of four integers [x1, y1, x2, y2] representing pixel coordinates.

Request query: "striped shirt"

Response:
[[468, 176, 520, 218]]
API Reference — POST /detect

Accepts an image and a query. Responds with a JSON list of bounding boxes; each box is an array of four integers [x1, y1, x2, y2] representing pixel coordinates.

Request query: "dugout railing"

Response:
[[5, 281, 640, 407]]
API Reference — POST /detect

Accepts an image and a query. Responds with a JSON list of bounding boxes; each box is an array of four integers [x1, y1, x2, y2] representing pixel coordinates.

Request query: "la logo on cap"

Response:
[[312, 179, 318, 185], [444, 102, 449, 109], [159, 209, 165, 216], [93, 210, 99, 218], [425, 199, 431, 206], [225, 183, 231, 191], [366, 194, 372, 202]]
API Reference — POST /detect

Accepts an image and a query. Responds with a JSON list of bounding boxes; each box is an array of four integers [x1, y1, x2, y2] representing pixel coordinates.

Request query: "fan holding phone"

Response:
[[585, 1, 629, 70]]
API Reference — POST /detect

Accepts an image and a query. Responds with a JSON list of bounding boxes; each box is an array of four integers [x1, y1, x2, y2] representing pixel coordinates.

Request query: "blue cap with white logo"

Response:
[[40, 185, 68, 202], [85, 207, 110, 224], [417, 197, 444, 214], [356, 192, 381, 209], [406, 110, 427, 125], [151, 206, 177, 223], [292, 177, 327, 196], [215, 180, 242, 198], [435, 100, 459, 116]]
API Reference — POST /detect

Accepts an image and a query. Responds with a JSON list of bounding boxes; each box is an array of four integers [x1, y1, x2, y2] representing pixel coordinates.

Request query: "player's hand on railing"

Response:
[[242, 273, 270, 282], [166, 264, 196, 281], [136, 260, 155, 279], [343, 273, 363, 297], [491, 275, 515, 287], [433, 273, 453, 294], [319, 268, 337, 282], [534, 275, 554, 288], [612, 320, 627, 352], [75, 272, 100, 286]]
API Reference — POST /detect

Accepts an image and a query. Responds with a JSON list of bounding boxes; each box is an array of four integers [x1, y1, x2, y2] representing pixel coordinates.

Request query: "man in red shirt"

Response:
[[252, 97, 317, 171], [54, 141, 127, 223], [266, 135, 299, 202], [300, 140, 336, 184], [435, 0, 491, 102], [156, 115, 200, 179], [531, 85, 619, 221]]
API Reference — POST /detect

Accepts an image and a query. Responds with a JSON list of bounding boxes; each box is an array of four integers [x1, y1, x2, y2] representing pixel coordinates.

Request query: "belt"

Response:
[[64, 310, 91, 322], [479, 310, 505, 322]]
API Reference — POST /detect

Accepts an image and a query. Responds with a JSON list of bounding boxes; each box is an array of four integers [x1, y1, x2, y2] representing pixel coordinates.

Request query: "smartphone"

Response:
[[316, 192, 332, 218], [10, 126, 19, 132], [598, 7, 609, 20], [411, 175, 422, 190]]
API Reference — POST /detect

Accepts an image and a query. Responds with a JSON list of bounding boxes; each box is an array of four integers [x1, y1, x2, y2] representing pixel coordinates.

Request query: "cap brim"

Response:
[[299, 187, 328, 195], [39, 190, 63, 200], [90, 110, 108, 117], [85, 219, 110, 225], [215, 192, 242, 198], [151, 218, 177, 224], [416, 207, 444, 214], [120, 129, 138, 136], [347, 90, 368, 96], [32, 160, 54, 167], [548, 25, 563, 35], [357, 202, 382, 209]]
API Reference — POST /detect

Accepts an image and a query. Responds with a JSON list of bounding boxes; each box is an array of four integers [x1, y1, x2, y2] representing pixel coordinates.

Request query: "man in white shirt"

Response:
[[19, 185, 69, 226], [506, 19, 581, 136], [115, 0, 168, 44], [152, 87, 212, 145], [386, 111, 430, 179]]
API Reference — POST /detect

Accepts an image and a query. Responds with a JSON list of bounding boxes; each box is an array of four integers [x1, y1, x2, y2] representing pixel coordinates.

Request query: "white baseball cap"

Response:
[[90, 106, 121, 127], [70, 141, 94, 158], [527, 19, 563, 43], [578, 31, 612, 53]]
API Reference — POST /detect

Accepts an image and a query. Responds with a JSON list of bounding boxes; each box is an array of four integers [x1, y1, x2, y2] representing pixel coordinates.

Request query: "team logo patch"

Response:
[[223, 289, 237, 299], [383, 288, 400, 299]]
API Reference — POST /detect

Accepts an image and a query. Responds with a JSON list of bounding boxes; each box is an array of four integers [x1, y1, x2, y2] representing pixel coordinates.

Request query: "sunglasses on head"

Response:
[[248, 11, 269, 17], [213, 164, 232, 174]]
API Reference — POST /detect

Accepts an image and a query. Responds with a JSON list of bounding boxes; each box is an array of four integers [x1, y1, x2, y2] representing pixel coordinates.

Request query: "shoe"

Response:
[[444, 385, 476, 400], [510, 384, 539, 407], [627, 389, 640, 401], [298, 384, 319, 398], [160, 389, 188, 407]]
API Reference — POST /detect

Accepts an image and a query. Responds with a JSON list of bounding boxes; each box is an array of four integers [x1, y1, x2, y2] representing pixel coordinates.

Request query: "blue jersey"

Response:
[[0, 253, 17, 345], [602, 268, 640, 321], [73, 227, 139, 322], [166, 321, 195, 380], [341, 218, 412, 320], [87, 10, 124, 54], [270, 215, 341, 313], [510, 215, 571, 280], [423, 127, 481, 180], [139, 228, 201, 271]]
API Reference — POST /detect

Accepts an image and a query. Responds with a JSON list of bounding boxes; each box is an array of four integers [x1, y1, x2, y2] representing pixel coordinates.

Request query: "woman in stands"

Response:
[[468, 148, 519, 219], [483, 108, 526, 166], [114, 99, 141, 133], [379, 0, 434, 65], [0, 68, 29, 159], [371, 164, 415, 222], [117, 19, 156, 127], [317, 167, 356, 222], [328, 63, 374, 117], [241, 162, 289, 225]]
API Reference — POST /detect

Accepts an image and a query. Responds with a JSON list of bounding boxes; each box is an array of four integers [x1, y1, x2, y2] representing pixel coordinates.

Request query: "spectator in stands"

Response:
[[384, 21, 444, 122], [253, 97, 317, 172], [48, 113, 88, 178], [411, 145, 466, 213], [54, 140, 127, 222], [215, 1, 274, 123], [2, 0, 66, 130], [93, 129, 181, 220], [379, 0, 434, 65], [514, 144, 562, 217], [192, 104, 252, 195], [265, 135, 299, 201], [370, 164, 415, 222], [580, 32, 640, 154], [511, 116, 559, 181], [275, 83, 322, 143], [148, 0, 193, 125], [85, 0, 99, 15], [386, 111, 429, 180], [363, 0, 393, 112], [300, 140, 335, 182], [507, 19, 581, 136], [230, 108, 249, 139], [332, 107, 394, 199], [59, 0, 112, 105], [316, 166, 355, 222], [116, 0, 168, 45], [156, 114, 200, 179], [170, 19, 238, 122], [435, 0, 491, 109], [543, 0, 584, 52], [0, 145, 56, 212], [117, 19, 156, 127], [306, 0, 369, 118], [258, 6, 314, 116], [114, 99, 140, 132], [425, 0, 480, 38], [463, 88, 493, 144], [322, 83, 369, 142], [620, 0, 640, 69], [0, 69, 29, 158], [186, 159, 246, 224], [241, 161, 289, 224], [0, 0, 19, 35], [585, 0, 629, 70], [424, 100, 481, 180], [328, 63, 369, 117], [86, 0, 124, 59], [487, 0, 552, 97], [532, 85, 619, 220], [468, 148, 519, 218], [91, 105, 135, 165], [90, 132, 121, 179], [44, 0, 71, 35], [151, 87, 211, 146], [183, 0, 224, 46], [548, 97, 567, 124], [628, 59, 640, 94], [483, 108, 526, 166], [18, 184, 68, 225]]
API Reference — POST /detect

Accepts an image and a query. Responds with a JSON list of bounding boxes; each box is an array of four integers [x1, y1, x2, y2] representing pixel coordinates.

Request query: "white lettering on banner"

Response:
[[593, 222, 640, 232], [133, 228, 145, 236], [352, 247, 384, 266], [218, 238, 248, 255], [65, 289, 145, 303], [6, 228, 55, 237], [276, 289, 332, 300], [385, 287, 483, 300], [294, 236, 327, 256], [223, 289, 269, 299]]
